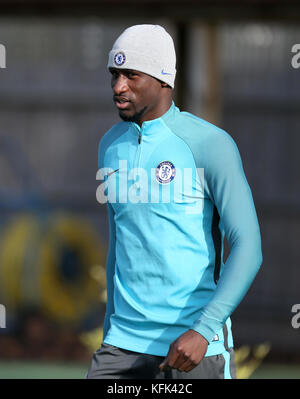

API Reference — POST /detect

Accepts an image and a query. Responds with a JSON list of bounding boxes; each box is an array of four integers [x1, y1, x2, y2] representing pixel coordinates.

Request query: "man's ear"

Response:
[[161, 82, 171, 89]]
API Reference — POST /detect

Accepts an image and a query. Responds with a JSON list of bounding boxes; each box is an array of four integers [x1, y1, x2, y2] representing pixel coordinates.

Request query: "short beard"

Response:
[[119, 106, 147, 124]]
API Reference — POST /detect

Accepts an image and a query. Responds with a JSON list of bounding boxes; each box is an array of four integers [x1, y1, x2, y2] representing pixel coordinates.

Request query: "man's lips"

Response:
[[114, 96, 131, 110]]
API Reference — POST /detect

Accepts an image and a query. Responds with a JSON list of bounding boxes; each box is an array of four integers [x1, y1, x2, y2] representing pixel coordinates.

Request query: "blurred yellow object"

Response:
[[0, 212, 107, 326], [235, 342, 271, 379], [80, 327, 103, 354], [40, 213, 107, 324], [0, 213, 42, 309]]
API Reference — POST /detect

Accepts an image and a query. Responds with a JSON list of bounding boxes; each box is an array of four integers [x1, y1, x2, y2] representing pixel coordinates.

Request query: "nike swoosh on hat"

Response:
[[161, 70, 172, 75]]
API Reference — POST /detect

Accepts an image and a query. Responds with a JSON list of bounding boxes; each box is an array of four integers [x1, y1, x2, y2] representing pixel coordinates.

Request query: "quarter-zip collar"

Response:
[[131, 101, 178, 136]]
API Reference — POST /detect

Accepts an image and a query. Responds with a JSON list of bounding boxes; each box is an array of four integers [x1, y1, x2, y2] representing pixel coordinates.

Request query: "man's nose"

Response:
[[112, 74, 128, 95]]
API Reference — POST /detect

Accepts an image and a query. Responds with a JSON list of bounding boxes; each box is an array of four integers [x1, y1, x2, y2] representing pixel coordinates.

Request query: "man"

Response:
[[88, 24, 263, 379]]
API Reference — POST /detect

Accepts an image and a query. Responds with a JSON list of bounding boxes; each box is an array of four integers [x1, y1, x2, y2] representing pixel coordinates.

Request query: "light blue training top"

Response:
[[97, 102, 262, 357]]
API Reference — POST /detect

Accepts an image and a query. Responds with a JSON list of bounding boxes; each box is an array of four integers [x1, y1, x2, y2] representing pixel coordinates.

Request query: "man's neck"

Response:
[[137, 96, 173, 127]]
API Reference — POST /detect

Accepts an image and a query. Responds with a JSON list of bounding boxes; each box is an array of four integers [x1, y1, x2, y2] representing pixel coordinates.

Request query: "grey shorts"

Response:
[[86, 343, 236, 379]]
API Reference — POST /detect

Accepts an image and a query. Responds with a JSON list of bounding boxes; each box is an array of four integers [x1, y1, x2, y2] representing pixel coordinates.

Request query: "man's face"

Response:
[[110, 68, 165, 125]]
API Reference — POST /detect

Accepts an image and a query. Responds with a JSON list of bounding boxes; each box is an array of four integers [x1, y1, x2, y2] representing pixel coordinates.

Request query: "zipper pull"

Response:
[[138, 133, 141, 144]]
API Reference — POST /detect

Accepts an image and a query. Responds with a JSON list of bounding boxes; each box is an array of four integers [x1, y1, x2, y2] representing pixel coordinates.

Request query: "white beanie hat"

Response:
[[107, 24, 176, 88]]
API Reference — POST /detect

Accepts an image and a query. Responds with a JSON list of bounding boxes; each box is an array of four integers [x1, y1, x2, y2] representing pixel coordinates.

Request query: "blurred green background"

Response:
[[0, 0, 300, 379]]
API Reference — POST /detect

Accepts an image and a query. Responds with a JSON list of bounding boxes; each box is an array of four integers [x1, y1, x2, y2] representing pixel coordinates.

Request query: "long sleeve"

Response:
[[102, 202, 116, 341], [97, 132, 117, 342], [191, 132, 263, 343]]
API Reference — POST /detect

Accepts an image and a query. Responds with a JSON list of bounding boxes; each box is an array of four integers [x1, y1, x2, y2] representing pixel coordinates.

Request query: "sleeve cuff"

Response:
[[191, 315, 222, 343]]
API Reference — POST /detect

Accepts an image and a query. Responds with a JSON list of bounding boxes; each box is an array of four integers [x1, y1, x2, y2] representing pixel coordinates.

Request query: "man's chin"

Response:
[[118, 106, 147, 124], [118, 111, 135, 122]]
